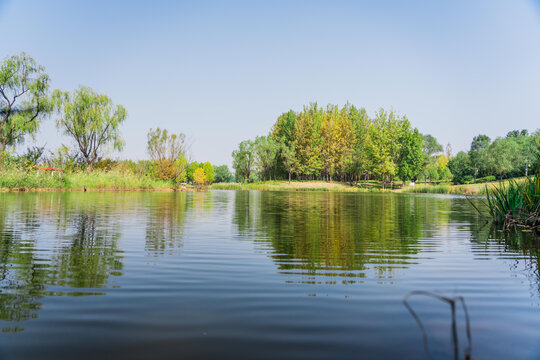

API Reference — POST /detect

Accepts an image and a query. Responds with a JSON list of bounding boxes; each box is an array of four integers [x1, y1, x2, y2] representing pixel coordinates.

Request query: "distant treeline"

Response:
[[448, 130, 539, 184], [233, 103, 424, 187], [232, 103, 539, 185]]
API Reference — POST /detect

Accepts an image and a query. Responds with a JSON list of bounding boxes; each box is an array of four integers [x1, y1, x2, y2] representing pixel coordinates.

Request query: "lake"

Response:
[[0, 191, 539, 359]]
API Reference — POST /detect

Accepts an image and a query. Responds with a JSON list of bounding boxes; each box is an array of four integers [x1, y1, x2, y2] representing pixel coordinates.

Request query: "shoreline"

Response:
[[0, 179, 514, 196], [0, 187, 196, 193], [209, 180, 491, 195]]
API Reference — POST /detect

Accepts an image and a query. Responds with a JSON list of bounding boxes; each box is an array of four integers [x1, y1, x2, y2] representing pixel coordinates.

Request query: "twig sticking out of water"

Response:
[[403, 291, 472, 360]]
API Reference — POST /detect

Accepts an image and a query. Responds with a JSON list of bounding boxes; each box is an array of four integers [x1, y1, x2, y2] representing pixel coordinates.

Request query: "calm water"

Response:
[[0, 191, 539, 359]]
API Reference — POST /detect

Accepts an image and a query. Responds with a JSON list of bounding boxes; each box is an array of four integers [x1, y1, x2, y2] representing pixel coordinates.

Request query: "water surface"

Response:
[[0, 191, 539, 359]]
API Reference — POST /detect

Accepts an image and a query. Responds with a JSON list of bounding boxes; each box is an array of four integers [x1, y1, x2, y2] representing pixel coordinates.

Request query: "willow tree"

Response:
[[0, 53, 51, 152], [53, 86, 127, 169], [147, 127, 188, 162]]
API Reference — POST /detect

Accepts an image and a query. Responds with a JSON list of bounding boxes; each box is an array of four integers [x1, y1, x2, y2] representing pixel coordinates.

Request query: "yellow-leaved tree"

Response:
[[193, 168, 206, 186]]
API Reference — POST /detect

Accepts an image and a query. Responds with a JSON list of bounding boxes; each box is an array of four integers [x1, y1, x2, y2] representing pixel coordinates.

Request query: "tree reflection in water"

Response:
[[0, 194, 124, 331], [232, 191, 453, 284]]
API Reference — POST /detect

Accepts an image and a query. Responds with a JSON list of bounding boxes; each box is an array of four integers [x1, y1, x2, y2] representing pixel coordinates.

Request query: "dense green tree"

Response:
[[271, 110, 296, 146], [230, 103, 536, 185], [280, 142, 296, 183], [232, 140, 255, 182], [469, 134, 491, 174], [506, 129, 528, 138], [52, 86, 127, 170], [320, 105, 355, 181], [447, 151, 473, 184], [203, 161, 214, 183], [0, 53, 51, 152], [422, 134, 443, 157], [292, 104, 323, 178], [254, 135, 280, 181], [186, 162, 200, 182], [485, 137, 520, 180], [397, 127, 424, 183], [214, 165, 233, 183], [365, 109, 404, 188], [346, 105, 370, 180]]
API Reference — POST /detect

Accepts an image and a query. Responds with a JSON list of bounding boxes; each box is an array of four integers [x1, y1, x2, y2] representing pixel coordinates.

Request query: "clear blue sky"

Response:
[[1, 0, 540, 166]]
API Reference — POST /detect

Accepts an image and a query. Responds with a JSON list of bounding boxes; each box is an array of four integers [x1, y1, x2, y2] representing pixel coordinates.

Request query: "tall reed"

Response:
[[479, 166, 539, 232]]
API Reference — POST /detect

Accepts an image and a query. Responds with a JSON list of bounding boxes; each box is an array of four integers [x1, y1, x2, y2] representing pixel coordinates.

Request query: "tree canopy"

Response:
[[147, 127, 188, 162], [0, 53, 51, 152], [233, 103, 426, 186], [52, 86, 127, 169]]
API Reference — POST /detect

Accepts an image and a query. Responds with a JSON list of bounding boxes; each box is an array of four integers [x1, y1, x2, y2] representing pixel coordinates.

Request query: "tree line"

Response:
[[0, 53, 233, 185], [448, 130, 540, 184], [233, 103, 425, 187], [232, 103, 539, 185]]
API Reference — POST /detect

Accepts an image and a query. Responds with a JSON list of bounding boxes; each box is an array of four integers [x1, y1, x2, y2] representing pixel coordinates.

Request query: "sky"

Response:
[[1, 0, 540, 166]]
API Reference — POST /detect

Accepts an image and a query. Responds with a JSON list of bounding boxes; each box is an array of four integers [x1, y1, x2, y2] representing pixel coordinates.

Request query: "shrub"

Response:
[[477, 175, 496, 183]]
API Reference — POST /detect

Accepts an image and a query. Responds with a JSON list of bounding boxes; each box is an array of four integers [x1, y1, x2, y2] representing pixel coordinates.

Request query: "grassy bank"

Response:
[[400, 183, 487, 195], [0, 168, 177, 191], [210, 179, 530, 196], [211, 180, 366, 192], [210, 180, 393, 193], [1, 170, 529, 196], [400, 178, 529, 196]]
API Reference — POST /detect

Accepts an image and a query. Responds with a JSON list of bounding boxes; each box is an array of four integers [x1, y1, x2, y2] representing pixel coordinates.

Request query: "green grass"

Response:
[[0, 168, 175, 191], [209, 180, 393, 193], [400, 179, 529, 196]]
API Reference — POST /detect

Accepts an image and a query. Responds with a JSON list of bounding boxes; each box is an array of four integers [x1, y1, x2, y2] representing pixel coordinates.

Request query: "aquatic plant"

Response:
[[476, 165, 539, 233]]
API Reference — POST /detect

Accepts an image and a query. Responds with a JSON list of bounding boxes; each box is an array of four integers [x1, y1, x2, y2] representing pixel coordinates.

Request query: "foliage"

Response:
[[202, 161, 214, 183], [145, 128, 189, 184], [21, 145, 47, 165], [280, 143, 296, 183], [448, 151, 473, 184], [0, 52, 51, 152], [147, 127, 188, 162], [478, 169, 539, 232], [214, 165, 233, 183], [476, 175, 496, 183], [422, 134, 443, 157], [292, 104, 323, 178], [254, 135, 280, 181], [52, 86, 127, 169], [193, 167, 206, 185], [232, 140, 255, 183], [397, 127, 424, 182], [235, 104, 426, 185], [150, 156, 188, 184], [186, 162, 200, 182], [49, 144, 85, 172]]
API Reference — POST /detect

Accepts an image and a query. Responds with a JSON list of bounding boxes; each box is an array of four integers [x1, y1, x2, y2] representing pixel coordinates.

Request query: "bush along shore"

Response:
[[478, 168, 539, 234]]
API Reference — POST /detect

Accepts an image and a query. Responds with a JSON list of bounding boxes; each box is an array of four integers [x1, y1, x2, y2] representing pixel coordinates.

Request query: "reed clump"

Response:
[[478, 167, 539, 233]]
